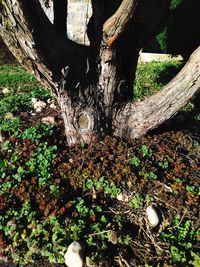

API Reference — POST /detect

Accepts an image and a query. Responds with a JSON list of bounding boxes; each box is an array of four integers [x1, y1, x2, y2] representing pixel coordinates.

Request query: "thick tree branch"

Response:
[[23, 0, 90, 82], [103, 0, 137, 47], [113, 46, 200, 139], [0, 0, 92, 90], [0, 0, 57, 91]]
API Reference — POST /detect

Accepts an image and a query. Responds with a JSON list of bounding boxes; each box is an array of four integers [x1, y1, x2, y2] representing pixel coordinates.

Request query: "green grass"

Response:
[[0, 65, 51, 136], [134, 60, 184, 100], [0, 64, 50, 96], [0, 65, 36, 86]]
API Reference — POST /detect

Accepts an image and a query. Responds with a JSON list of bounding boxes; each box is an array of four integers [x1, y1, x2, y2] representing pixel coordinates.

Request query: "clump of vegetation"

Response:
[[134, 60, 184, 100], [0, 64, 200, 266]]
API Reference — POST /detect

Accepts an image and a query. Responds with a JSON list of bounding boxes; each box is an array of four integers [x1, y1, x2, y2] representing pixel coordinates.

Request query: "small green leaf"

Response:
[[189, 252, 200, 267], [130, 156, 140, 167], [86, 179, 93, 190], [0, 159, 8, 168]]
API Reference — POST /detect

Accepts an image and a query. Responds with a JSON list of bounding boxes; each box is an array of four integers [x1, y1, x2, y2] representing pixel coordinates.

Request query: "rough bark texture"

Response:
[[113, 47, 200, 139], [0, 0, 199, 145], [103, 0, 137, 47], [0, 0, 57, 90]]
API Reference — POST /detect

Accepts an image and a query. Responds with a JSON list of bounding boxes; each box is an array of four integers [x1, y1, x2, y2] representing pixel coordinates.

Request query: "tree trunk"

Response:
[[113, 47, 200, 139], [0, 0, 200, 146]]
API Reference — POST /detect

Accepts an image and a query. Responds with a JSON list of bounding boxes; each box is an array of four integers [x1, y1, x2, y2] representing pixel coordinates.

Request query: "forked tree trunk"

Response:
[[0, 0, 200, 146], [113, 47, 200, 139]]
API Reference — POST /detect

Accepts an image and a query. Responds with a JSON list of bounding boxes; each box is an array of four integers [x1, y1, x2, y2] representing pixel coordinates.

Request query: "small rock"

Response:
[[41, 116, 55, 125], [64, 241, 85, 267], [2, 88, 9, 94], [49, 103, 57, 109], [35, 107, 42, 113], [117, 192, 128, 202], [30, 111, 36, 116], [146, 204, 160, 228], [117, 191, 133, 202], [31, 98, 37, 105], [33, 100, 47, 110], [69, 158, 73, 163], [5, 112, 14, 119]]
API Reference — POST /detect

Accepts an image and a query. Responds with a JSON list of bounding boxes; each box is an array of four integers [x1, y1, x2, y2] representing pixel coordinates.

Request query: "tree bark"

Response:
[[113, 46, 200, 139], [102, 0, 137, 47], [0, 0, 200, 146]]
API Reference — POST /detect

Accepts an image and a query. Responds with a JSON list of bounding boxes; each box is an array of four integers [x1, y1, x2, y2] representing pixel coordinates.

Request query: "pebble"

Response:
[[2, 88, 9, 94], [146, 204, 160, 228], [117, 191, 133, 202], [41, 116, 55, 125], [32, 99, 47, 111], [35, 100, 46, 109], [49, 103, 57, 109], [35, 107, 42, 113], [31, 98, 37, 105], [64, 241, 85, 267]]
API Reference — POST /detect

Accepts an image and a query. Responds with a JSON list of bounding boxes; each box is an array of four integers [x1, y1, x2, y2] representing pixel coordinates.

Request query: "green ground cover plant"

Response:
[[0, 63, 200, 266]]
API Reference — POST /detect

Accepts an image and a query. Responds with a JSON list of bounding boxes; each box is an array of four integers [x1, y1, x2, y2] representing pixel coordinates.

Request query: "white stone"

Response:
[[33, 100, 47, 110], [30, 111, 36, 116], [35, 107, 42, 113], [146, 204, 160, 228], [41, 116, 55, 125], [117, 192, 129, 202], [117, 191, 133, 202], [64, 241, 84, 267], [31, 98, 37, 104], [2, 88, 9, 94], [49, 103, 57, 109]]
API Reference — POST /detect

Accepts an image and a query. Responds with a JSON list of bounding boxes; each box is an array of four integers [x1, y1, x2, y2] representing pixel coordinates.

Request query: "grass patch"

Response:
[[0, 65, 36, 87], [134, 60, 184, 100], [0, 65, 52, 136]]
